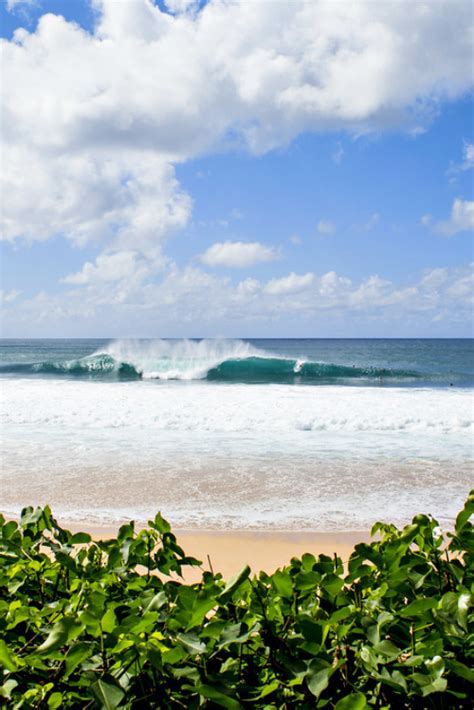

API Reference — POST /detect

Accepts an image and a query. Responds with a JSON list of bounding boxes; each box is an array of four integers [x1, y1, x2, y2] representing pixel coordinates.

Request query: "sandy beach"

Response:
[[65, 520, 370, 581]]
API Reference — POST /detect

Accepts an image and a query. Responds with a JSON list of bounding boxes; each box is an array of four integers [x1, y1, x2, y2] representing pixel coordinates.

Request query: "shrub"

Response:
[[0, 492, 472, 708]]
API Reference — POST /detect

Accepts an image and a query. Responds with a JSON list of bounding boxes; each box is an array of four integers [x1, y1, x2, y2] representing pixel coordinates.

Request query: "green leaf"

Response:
[[420, 677, 447, 696], [219, 622, 255, 647], [144, 591, 167, 612], [69, 532, 91, 544], [255, 681, 279, 699], [37, 618, 83, 655], [90, 679, 125, 710], [439, 591, 471, 630], [151, 511, 171, 534], [101, 607, 117, 633], [446, 659, 474, 684], [455, 490, 473, 534], [64, 643, 91, 677], [218, 565, 250, 602], [47, 692, 63, 709], [399, 598, 437, 617], [298, 615, 323, 644], [0, 640, 18, 672], [335, 692, 369, 709], [321, 573, 344, 597], [271, 569, 293, 598], [197, 684, 242, 709], [373, 640, 401, 658], [176, 632, 206, 655], [307, 668, 331, 698], [0, 679, 18, 700]]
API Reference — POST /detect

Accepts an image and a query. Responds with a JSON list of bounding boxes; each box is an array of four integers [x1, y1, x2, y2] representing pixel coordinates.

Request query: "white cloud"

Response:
[[434, 198, 474, 236], [0, 289, 21, 303], [6, 0, 37, 11], [447, 141, 474, 177], [421, 214, 433, 227], [420, 267, 449, 290], [445, 271, 474, 300], [62, 251, 147, 285], [1, 0, 472, 257], [200, 241, 278, 268], [264, 272, 314, 295], [164, 0, 198, 14], [462, 142, 474, 169], [319, 271, 352, 296], [4, 263, 472, 337], [236, 277, 260, 297], [1, 1, 473, 336], [316, 220, 335, 235]]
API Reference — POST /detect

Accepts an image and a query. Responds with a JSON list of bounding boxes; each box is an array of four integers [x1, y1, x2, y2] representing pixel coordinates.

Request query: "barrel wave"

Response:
[[0, 338, 427, 384]]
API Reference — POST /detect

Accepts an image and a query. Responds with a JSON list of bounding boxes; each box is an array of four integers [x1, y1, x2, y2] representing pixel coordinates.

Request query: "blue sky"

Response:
[[1, 0, 473, 337]]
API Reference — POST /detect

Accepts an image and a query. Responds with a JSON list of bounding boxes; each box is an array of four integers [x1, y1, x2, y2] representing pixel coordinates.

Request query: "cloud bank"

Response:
[[2, 0, 472, 250], [1, 0, 473, 334], [2, 263, 472, 337]]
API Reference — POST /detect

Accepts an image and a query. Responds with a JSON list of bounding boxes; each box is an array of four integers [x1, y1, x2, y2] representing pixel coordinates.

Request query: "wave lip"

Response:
[[0, 338, 464, 385]]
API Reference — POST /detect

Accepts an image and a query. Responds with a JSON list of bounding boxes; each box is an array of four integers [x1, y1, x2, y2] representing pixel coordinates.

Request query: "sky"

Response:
[[0, 0, 473, 338]]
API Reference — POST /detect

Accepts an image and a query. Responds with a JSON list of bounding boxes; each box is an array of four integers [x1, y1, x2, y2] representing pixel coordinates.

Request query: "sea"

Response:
[[1, 338, 473, 531]]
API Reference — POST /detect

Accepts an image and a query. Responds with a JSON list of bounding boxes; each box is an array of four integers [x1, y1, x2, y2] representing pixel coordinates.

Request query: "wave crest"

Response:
[[0, 338, 424, 383]]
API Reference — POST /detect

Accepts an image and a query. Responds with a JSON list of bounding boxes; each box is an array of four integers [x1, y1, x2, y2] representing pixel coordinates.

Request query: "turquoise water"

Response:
[[1, 338, 473, 386], [1, 338, 472, 529]]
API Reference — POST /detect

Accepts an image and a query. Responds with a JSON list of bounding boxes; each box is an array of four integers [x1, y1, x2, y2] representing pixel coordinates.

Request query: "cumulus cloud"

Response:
[[1, 0, 473, 256], [200, 241, 278, 268], [61, 251, 148, 285], [1, 0, 473, 335], [3, 263, 472, 336], [434, 198, 474, 236], [164, 0, 199, 14], [264, 272, 314, 296], [316, 220, 335, 235]]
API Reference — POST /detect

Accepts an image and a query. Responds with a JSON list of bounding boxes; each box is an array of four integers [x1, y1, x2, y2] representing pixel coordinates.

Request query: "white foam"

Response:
[[1, 378, 473, 529], [2, 378, 473, 437], [96, 338, 263, 379]]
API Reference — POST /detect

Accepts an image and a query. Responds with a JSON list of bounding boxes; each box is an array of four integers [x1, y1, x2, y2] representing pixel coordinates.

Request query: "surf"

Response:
[[0, 338, 425, 384]]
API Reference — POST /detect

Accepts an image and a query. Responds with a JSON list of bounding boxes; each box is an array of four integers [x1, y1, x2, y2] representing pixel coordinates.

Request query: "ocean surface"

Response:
[[1, 338, 473, 531]]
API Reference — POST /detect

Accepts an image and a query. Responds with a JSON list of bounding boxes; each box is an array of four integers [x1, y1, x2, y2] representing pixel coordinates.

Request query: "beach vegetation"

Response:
[[0, 493, 472, 708]]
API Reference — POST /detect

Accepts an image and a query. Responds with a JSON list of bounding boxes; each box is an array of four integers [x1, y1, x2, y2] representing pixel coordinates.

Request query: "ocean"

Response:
[[1, 338, 472, 531]]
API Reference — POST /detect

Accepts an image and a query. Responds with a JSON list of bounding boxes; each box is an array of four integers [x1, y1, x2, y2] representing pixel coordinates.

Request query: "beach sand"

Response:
[[66, 521, 370, 582]]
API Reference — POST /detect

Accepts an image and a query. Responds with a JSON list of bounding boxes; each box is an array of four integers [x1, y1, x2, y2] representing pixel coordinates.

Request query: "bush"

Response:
[[0, 493, 472, 708]]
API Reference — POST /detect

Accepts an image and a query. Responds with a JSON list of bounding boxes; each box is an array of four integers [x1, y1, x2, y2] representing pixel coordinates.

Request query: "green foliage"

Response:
[[0, 493, 472, 708]]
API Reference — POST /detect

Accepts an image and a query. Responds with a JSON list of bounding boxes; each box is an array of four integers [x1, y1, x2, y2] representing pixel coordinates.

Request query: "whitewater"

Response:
[[1, 338, 473, 530]]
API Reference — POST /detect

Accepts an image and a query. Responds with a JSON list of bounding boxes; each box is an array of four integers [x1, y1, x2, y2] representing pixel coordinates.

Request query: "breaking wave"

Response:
[[0, 338, 427, 384]]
